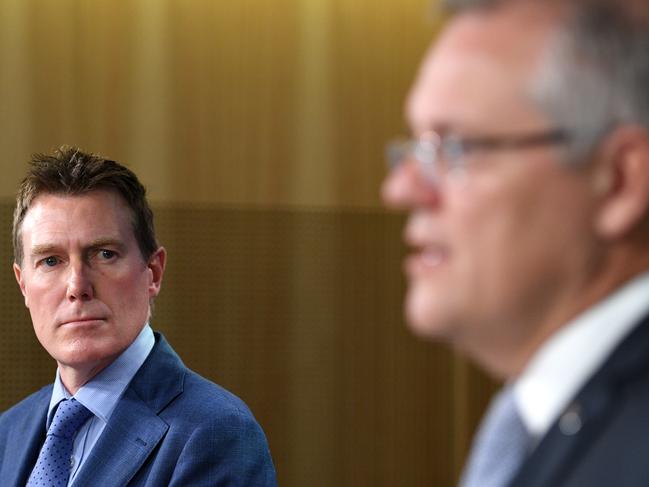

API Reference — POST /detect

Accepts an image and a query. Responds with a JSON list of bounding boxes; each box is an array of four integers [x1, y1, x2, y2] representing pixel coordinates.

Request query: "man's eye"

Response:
[[99, 249, 117, 260], [42, 256, 59, 267]]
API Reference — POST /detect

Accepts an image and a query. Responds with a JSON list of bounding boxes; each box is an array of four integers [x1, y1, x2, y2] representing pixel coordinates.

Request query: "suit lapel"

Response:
[[511, 314, 649, 487], [511, 391, 612, 487], [4, 388, 50, 487], [72, 334, 185, 486], [72, 387, 169, 487]]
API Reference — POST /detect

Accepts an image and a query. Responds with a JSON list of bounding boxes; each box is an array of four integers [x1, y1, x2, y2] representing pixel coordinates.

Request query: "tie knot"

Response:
[[48, 398, 93, 439]]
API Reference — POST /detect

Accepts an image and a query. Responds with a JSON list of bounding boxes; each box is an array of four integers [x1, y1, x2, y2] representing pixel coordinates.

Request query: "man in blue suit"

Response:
[[0, 147, 276, 486], [383, 0, 649, 486]]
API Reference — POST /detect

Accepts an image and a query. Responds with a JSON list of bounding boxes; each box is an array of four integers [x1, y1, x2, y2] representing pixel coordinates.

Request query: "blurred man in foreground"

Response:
[[0, 147, 276, 486], [383, 0, 649, 485]]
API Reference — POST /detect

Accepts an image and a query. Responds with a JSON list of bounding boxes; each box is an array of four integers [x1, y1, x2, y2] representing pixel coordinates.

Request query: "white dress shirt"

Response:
[[514, 272, 649, 441]]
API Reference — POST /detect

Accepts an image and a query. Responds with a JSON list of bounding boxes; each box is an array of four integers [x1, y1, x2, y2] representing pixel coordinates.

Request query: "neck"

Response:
[[475, 250, 649, 381], [58, 357, 116, 395]]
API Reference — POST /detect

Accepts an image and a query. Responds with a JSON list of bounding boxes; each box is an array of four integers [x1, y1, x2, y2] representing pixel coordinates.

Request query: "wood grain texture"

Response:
[[0, 1, 497, 485], [0, 0, 434, 208]]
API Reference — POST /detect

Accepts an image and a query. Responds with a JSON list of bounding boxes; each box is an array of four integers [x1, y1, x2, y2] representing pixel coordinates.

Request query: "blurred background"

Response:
[[0, 1, 497, 485]]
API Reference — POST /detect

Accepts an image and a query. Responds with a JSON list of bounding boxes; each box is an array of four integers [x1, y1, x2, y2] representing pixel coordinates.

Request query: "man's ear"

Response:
[[593, 125, 649, 239], [147, 247, 166, 298], [13, 262, 28, 307]]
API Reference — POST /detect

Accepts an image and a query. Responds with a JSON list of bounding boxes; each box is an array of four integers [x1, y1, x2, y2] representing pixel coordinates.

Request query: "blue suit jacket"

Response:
[[509, 314, 649, 487], [0, 333, 277, 486]]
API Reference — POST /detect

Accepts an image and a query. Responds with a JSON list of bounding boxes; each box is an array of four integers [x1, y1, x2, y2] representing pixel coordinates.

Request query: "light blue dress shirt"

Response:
[[45, 324, 155, 486]]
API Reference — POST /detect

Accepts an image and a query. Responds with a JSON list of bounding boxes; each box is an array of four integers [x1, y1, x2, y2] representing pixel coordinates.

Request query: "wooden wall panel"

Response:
[[0, 0, 436, 208], [0, 0, 500, 485]]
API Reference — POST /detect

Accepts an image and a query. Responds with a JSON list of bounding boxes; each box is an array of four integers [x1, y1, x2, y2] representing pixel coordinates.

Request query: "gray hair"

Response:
[[442, 0, 649, 162], [531, 0, 649, 162]]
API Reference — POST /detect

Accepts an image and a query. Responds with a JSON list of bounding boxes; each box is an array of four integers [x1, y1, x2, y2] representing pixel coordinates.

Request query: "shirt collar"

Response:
[[514, 272, 649, 439], [47, 324, 155, 428]]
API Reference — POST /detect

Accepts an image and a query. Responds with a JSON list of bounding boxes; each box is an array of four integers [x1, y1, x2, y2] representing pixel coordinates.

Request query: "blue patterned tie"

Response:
[[459, 387, 531, 487], [27, 398, 93, 487]]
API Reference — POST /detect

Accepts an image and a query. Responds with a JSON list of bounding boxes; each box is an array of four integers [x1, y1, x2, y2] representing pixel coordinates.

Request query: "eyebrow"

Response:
[[29, 244, 60, 258], [86, 238, 127, 252], [29, 238, 127, 258]]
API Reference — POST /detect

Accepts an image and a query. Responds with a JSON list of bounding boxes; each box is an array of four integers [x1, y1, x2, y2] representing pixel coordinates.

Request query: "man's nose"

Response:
[[381, 160, 441, 209], [66, 262, 94, 302]]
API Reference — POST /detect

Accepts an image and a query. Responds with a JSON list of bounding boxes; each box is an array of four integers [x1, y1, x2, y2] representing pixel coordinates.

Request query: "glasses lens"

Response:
[[385, 134, 441, 183], [414, 133, 441, 181], [440, 135, 466, 174], [385, 139, 412, 171]]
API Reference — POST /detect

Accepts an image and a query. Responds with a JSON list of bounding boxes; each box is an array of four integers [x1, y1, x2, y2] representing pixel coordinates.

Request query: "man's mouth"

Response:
[[60, 317, 105, 327], [405, 245, 449, 276]]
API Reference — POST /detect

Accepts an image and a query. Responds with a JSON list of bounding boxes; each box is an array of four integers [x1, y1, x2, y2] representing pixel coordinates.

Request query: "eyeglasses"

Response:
[[386, 128, 571, 181]]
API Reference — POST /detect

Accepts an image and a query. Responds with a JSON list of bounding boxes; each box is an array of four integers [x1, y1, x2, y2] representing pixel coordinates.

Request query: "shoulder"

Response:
[[140, 333, 261, 423], [184, 370, 255, 416], [135, 333, 276, 482], [164, 368, 265, 438], [0, 384, 51, 453], [157, 370, 277, 485], [0, 384, 51, 425]]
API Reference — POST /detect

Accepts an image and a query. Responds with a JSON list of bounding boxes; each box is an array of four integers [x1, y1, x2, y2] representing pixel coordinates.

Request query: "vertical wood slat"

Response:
[[0, 0, 435, 209]]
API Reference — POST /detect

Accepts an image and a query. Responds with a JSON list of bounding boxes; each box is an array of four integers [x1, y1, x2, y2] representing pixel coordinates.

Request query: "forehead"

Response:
[[407, 4, 561, 134], [21, 190, 134, 244]]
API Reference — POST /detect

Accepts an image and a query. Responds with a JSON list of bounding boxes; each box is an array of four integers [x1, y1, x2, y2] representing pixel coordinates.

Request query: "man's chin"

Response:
[[52, 341, 115, 369], [404, 286, 456, 341], [56, 352, 107, 369]]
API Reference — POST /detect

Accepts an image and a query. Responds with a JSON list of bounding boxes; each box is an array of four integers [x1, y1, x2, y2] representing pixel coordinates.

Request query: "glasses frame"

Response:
[[386, 128, 571, 181]]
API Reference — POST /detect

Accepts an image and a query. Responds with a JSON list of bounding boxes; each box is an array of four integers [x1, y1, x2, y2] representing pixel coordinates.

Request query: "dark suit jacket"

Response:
[[0, 333, 277, 486], [510, 314, 649, 487]]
